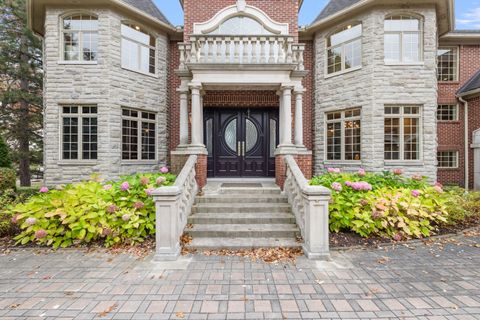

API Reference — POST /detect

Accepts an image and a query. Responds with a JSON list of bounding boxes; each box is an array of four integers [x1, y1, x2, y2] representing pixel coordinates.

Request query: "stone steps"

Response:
[[185, 183, 300, 250]]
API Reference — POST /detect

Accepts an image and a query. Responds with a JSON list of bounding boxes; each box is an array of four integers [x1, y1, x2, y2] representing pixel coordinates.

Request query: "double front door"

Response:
[[204, 108, 279, 177]]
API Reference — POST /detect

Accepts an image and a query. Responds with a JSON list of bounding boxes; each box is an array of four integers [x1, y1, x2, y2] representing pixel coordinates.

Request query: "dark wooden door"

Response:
[[204, 108, 278, 177]]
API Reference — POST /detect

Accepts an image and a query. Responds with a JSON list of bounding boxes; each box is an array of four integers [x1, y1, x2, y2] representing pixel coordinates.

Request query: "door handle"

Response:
[[237, 141, 241, 156], [242, 141, 246, 157]]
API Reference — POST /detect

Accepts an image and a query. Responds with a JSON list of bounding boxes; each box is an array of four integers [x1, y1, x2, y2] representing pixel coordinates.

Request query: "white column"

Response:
[[200, 91, 205, 146], [190, 85, 203, 146], [178, 90, 189, 146], [279, 86, 293, 147], [277, 90, 284, 145], [294, 90, 304, 147]]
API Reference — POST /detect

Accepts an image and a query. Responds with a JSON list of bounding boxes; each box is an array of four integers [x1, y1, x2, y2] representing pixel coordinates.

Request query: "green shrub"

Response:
[[0, 168, 16, 192], [0, 135, 12, 168], [442, 187, 480, 225], [0, 188, 36, 236], [7, 172, 175, 248], [311, 168, 449, 240]]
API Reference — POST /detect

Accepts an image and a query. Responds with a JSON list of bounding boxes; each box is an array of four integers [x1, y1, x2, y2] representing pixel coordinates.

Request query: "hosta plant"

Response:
[[7, 172, 175, 248], [311, 168, 449, 240]]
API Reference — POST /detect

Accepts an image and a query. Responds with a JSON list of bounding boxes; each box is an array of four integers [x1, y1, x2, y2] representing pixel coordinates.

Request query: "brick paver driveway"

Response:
[[0, 231, 479, 320]]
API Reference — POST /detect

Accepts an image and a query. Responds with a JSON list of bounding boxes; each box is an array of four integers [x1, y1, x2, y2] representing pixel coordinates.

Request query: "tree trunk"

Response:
[[18, 35, 31, 187]]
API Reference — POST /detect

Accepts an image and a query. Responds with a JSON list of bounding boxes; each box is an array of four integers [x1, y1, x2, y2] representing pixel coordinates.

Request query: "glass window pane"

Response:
[[121, 24, 150, 45], [245, 119, 259, 153], [329, 24, 362, 47], [64, 32, 79, 60], [384, 33, 400, 61], [385, 16, 420, 32], [224, 118, 237, 152], [403, 33, 419, 62], [122, 38, 138, 71], [269, 119, 277, 158]]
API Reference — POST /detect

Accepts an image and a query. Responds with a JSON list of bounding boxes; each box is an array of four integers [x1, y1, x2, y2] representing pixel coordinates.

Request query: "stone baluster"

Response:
[[215, 37, 222, 63], [185, 43, 192, 63], [260, 37, 266, 63], [207, 38, 214, 63], [286, 37, 293, 63], [225, 36, 231, 63], [178, 43, 186, 70], [278, 37, 285, 63], [292, 45, 298, 65], [243, 37, 249, 63], [190, 37, 197, 63], [198, 37, 206, 63], [297, 43, 305, 71], [251, 37, 258, 63], [234, 37, 240, 63], [268, 37, 275, 63]]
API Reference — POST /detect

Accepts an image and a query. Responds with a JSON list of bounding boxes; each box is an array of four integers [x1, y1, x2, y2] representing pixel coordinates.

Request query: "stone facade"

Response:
[[43, 6, 168, 185], [314, 5, 438, 181]]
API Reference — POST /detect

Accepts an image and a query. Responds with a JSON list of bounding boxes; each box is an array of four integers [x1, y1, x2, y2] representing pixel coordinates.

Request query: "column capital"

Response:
[[293, 87, 306, 95], [280, 84, 294, 91], [189, 82, 202, 91]]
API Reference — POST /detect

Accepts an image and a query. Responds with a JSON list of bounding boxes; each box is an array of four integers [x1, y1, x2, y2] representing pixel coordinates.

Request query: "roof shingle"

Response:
[[121, 0, 172, 25], [458, 70, 480, 96], [313, 0, 363, 23]]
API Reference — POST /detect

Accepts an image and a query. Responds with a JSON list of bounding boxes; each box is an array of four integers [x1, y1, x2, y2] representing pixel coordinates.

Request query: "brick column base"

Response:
[[275, 151, 313, 190], [171, 148, 208, 191], [195, 154, 207, 190], [170, 153, 189, 175]]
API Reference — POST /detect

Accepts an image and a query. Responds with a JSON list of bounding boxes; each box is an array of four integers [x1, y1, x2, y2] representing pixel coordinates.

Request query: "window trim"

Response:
[[384, 105, 423, 162], [437, 46, 459, 82], [121, 107, 158, 163], [59, 12, 99, 64], [325, 22, 363, 77], [384, 14, 424, 64], [59, 105, 98, 162], [324, 108, 362, 162], [437, 151, 459, 169], [437, 104, 459, 122], [120, 22, 157, 77]]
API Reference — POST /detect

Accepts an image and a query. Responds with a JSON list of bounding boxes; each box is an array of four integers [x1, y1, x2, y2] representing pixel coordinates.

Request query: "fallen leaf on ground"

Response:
[[377, 257, 390, 264], [98, 303, 118, 317], [9, 304, 20, 309], [199, 247, 303, 264], [175, 311, 185, 318]]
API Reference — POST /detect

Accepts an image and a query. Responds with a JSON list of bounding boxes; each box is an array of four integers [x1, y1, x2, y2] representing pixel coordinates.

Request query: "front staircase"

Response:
[[185, 183, 302, 250]]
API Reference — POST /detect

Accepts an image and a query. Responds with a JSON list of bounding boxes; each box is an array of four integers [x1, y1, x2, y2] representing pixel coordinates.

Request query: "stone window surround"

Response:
[[325, 22, 363, 77], [384, 105, 423, 162], [437, 150, 459, 169], [58, 11, 99, 64], [324, 108, 362, 162], [437, 103, 459, 122], [384, 13, 425, 65], [59, 105, 98, 162], [437, 46, 459, 82], [120, 21, 158, 77], [121, 107, 158, 163]]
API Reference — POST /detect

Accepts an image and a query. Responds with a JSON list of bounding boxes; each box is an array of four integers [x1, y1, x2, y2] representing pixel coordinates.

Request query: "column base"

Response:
[[154, 245, 181, 261], [302, 245, 331, 261]]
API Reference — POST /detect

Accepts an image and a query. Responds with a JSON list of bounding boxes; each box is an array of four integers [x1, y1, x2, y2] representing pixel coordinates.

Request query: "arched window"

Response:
[[62, 13, 98, 61], [121, 23, 156, 75], [210, 16, 273, 35], [384, 15, 422, 63], [327, 23, 362, 75]]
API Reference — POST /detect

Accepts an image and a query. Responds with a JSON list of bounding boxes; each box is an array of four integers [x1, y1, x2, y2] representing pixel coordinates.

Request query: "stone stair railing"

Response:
[[178, 35, 305, 71], [283, 155, 331, 259], [152, 155, 198, 261]]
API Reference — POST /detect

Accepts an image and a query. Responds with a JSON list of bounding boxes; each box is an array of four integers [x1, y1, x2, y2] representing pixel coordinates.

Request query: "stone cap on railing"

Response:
[[284, 155, 331, 197], [151, 155, 198, 197]]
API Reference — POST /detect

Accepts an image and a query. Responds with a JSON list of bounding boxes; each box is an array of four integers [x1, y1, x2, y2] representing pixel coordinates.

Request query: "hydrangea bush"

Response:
[[310, 169, 449, 240], [6, 170, 175, 248]]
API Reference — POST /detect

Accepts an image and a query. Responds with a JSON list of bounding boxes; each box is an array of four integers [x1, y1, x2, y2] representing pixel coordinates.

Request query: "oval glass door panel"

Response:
[[224, 118, 237, 152], [245, 119, 259, 153]]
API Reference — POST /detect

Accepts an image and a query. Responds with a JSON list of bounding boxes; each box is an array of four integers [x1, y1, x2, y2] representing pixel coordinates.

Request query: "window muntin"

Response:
[[437, 47, 458, 81], [122, 108, 156, 161], [437, 104, 458, 121], [121, 23, 156, 75], [210, 16, 273, 35], [437, 151, 458, 168], [62, 105, 98, 160], [62, 14, 98, 61], [384, 106, 421, 161], [327, 23, 362, 74], [384, 15, 422, 63], [326, 108, 361, 161]]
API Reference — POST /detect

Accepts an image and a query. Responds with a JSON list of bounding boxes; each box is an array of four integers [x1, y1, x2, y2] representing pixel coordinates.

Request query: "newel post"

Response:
[[302, 186, 331, 259], [152, 187, 182, 261]]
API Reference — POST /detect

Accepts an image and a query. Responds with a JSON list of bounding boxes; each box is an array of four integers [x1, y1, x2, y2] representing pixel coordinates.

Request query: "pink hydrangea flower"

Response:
[[39, 186, 49, 193], [345, 181, 353, 187], [411, 190, 421, 197], [140, 177, 150, 186], [156, 176, 166, 185], [103, 184, 112, 191], [393, 168, 403, 175], [331, 182, 342, 192], [145, 188, 154, 196], [393, 233, 402, 241], [133, 201, 144, 209], [107, 205, 119, 213], [349, 181, 372, 191], [120, 182, 130, 191], [357, 168, 366, 176], [435, 182, 443, 188], [11, 215, 19, 224], [102, 228, 112, 236], [122, 214, 130, 222], [26, 217, 37, 226], [434, 185, 444, 193], [412, 174, 423, 181], [35, 229, 47, 239], [371, 210, 383, 220], [327, 168, 341, 174], [160, 166, 169, 173]]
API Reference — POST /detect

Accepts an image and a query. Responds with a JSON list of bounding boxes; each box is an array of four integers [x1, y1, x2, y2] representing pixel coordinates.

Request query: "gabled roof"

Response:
[[122, 0, 172, 26], [457, 70, 480, 97], [313, 0, 362, 23]]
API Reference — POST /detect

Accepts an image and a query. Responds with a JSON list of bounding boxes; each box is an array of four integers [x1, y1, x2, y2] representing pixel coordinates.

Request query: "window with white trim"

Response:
[[62, 14, 98, 61], [384, 106, 421, 161], [437, 104, 458, 121], [121, 23, 156, 75], [437, 47, 458, 81], [122, 108, 156, 160], [326, 108, 361, 161], [327, 23, 362, 74], [61, 106, 98, 160], [437, 151, 458, 168], [210, 16, 273, 35], [384, 15, 422, 63]]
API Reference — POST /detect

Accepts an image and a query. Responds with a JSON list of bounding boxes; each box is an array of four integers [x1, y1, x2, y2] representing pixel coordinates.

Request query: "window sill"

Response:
[[324, 66, 362, 79], [323, 161, 362, 165], [384, 61, 424, 66], [121, 67, 158, 79], [121, 160, 158, 165], [384, 161, 424, 166], [438, 167, 460, 170], [58, 161, 98, 166], [438, 81, 460, 84], [437, 120, 461, 124], [58, 61, 98, 65]]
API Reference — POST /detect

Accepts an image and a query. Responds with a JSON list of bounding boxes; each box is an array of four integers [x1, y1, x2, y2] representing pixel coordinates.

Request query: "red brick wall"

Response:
[[301, 40, 314, 151], [467, 96, 480, 189], [183, 0, 300, 40], [437, 45, 480, 187], [168, 40, 181, 154]]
